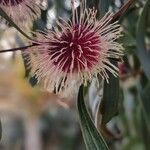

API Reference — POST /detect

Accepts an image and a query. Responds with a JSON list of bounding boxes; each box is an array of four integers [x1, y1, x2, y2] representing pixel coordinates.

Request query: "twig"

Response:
[[112, 0, 135, 22], [0, 43, 37, 53]]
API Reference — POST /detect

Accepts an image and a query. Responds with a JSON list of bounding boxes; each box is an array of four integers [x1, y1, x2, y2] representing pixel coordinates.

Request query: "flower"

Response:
[[27, 0, 124, 93], [0, 0, 42, 25]]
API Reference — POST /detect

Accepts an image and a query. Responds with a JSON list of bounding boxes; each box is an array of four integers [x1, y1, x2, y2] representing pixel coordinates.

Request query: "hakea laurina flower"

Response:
[[27, 0, 124, 93], [0, 0, 42, 25]]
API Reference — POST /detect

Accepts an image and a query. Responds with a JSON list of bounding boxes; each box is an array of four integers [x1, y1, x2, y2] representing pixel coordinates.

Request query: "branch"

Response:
[[0, 7, 36, 41], [112, 0, 135, 22], [0, 43, 37, 53]]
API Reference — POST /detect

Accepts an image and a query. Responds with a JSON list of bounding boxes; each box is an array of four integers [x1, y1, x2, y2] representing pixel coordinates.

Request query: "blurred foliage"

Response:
[[0, 0, 150, 150]]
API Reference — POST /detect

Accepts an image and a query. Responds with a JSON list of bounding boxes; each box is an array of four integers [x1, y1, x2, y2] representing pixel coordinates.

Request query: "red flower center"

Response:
[[49, 24, 101, 73], [0, 0, 24, 6]]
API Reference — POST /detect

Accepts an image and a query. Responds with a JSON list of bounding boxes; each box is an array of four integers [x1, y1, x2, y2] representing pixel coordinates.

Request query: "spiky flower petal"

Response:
[[0, 0, 42, 25], [27, 0, 124, 93]]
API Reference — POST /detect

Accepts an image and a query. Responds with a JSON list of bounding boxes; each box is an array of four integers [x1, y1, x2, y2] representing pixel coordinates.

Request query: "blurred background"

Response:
[[0, 0, 150, 150]]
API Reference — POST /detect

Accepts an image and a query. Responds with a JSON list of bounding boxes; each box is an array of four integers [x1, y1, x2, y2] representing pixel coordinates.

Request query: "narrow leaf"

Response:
[[100, 73, 119, 124], [0, 120, 1, 140], [140, 82, 150, 133], [136, 0, 150, 79], [141, 111, 150, 150], [99, 0, 110, 18], [77, 85, 109, 150]]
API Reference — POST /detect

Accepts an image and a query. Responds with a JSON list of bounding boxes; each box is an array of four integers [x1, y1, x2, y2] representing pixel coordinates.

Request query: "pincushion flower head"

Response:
[[28, 0, 124, 93], [0, 0, 42, 25]]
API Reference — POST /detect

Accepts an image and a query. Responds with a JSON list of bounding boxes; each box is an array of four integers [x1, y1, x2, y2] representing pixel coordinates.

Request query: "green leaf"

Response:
[[136, 0, 150, 79], [77, 85, 109, 150], [0, 120, 1, 140], [100, 73, 119, 124], [140, 82, 150, 134], [0, 7, 34, 41], [141, 111, 150, 150], [29, 75, 38, 87], [99, 0, 110, 18], [122, 30, 136, 47]]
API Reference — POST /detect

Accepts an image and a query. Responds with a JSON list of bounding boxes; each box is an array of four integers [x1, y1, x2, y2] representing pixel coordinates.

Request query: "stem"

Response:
[[112, 0, 135, 22], [0, 44, 37, 53], [0, 7, 36, 41]]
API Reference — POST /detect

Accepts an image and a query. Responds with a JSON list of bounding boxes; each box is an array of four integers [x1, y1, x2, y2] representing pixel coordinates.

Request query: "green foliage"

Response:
[[77, 85, 109, 150], [0, 120, 1, 140], [136, 0, 150, 78], [140, 82, 150, 133], [100, 73, 119, 124], [0, 0, 150, 149], [99, 0, 110, 17]]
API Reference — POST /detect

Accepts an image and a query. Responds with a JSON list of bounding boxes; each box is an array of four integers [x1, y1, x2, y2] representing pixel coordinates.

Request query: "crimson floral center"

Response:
[[0, 0, 24, 6], [49, 24, 101, 73]]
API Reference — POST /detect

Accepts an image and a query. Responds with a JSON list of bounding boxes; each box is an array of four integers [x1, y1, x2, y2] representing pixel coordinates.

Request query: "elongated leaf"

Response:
[[140, 82, 150, 133], [77, 85, 109, 150], [141, 111, 150, 150], [0, 120, 1, 140], [0, 7, 34, 41], [99, 0, 110, 17], [100, 73, 119, 124], [136, 0, 150, 79]]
